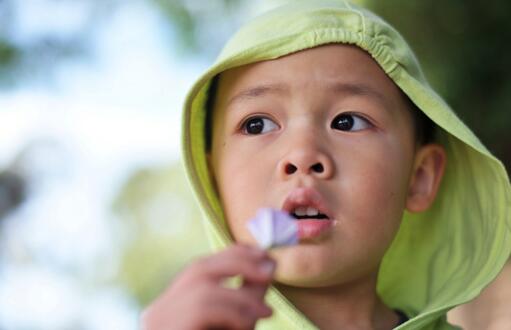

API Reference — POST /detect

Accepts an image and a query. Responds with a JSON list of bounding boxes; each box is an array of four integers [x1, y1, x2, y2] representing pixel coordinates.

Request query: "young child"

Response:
[[143, 1, 511, 329]]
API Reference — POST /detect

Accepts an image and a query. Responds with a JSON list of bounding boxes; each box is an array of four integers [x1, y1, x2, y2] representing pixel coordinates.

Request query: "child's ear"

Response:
[[406, 144, 447, 213]]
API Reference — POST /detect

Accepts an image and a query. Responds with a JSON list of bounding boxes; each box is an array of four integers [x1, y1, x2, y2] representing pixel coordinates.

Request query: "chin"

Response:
[[271, 245, 380, 289], [271, 248, 343, 287]]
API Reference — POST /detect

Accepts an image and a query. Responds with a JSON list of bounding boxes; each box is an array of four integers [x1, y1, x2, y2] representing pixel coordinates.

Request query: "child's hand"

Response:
[[141, 244, 275, 330]]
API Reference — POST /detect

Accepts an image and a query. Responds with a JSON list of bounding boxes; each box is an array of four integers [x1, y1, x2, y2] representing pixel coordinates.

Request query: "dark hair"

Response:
[[403, 93, 436, 145], [204, 75, 435, 151], [205, 75, 220, 152]]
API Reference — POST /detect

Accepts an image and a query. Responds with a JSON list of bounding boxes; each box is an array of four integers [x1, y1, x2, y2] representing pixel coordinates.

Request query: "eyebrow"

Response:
[[226, 81, 388, 108], [227, 83, 288, 107], [329, 82, 388, 106]]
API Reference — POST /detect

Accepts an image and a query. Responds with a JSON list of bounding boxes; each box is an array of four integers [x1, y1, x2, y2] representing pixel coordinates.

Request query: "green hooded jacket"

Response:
[[181, 1, 511, 329]]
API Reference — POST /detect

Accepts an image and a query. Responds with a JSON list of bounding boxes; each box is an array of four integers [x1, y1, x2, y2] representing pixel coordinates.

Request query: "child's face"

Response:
[[209, 44, 419, 287]]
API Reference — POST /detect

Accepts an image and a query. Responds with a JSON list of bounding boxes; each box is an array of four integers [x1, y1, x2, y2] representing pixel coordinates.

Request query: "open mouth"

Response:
[[281, 188, 335, 240], [289, 206, 329, 220], [282, 188, 333, 221]]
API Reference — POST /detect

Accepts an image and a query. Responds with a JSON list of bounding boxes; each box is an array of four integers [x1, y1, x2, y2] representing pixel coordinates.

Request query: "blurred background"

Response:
[[0, 0, 509, 329]]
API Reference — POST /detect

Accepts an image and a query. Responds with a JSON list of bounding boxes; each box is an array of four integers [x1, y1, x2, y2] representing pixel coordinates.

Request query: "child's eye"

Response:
[[331, 113, 371, 131], [242, 116, 279, 135]]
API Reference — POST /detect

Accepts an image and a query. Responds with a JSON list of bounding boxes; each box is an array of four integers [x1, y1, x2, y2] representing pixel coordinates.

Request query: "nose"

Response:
[[277, 144, 335, 180]]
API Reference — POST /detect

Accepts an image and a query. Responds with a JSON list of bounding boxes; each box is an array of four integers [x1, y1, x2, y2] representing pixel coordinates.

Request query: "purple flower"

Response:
[[247, 208, 298, 249]]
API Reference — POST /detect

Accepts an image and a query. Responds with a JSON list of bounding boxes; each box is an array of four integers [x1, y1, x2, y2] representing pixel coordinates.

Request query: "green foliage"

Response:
[[0, 0, 118, 88], [0, 41, 19, 67], [0, 41, 19, 86], [151, 0, 196, 51], [149, 0, 247, 58], [112, 162, 209, 307]]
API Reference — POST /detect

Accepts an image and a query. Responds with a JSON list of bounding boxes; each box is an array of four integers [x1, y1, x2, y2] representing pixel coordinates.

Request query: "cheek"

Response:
[[213, 142, 275, 242], [338, 138, 413, 240]]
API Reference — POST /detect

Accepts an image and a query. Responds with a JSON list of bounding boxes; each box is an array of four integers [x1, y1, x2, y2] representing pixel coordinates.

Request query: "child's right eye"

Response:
[[242, 116, 279, 135]]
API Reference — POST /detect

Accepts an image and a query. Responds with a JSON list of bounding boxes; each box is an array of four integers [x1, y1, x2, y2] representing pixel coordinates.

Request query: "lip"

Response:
[[281, 187, 336, 240], [282, 187, 333, 219], [296, 220, 335, 240]]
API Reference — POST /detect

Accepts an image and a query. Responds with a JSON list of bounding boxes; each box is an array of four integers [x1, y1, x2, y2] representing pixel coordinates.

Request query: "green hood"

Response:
[[181, 1, 511, 329]]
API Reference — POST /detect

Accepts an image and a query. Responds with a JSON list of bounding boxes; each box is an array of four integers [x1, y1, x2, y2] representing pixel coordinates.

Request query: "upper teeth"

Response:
[[294, 206, 320, 216]]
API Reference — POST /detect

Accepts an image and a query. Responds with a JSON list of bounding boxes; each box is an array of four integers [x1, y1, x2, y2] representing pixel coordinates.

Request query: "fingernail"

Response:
[[259, 260, 275, 275]]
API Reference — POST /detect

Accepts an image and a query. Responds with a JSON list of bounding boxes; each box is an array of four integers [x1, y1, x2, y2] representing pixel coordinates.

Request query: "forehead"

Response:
[[215, 44, 405, 110]]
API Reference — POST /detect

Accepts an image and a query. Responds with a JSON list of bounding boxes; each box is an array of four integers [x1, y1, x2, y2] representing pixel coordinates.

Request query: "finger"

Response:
[[241, 255, 275, 300], [241, 279, 270, 301], [190, 245, 275, 284]]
